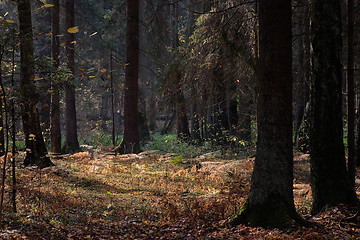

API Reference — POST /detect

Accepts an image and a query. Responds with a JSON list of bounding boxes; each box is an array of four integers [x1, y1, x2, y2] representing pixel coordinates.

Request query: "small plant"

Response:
[[170, 155, 183, 165]]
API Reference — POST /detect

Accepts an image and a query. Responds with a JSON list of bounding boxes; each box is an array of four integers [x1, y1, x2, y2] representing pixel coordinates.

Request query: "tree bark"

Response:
[[231, 0, 304, 228], [175, 85, 190, 140], [310, 0, 358, 214], [17, 0, 53, 168], [347, 0, 355, 189], [64, 0, 80, 153], [0, 95, 4, 157], [171, 2, 190, 141], [50, 0, 62, 154], [120, 0, 140, 154], [293, 1, 310, 150]]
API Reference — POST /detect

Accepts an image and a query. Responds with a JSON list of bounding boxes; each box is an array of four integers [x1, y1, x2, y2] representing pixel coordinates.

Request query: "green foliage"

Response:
[[144, 134, 204, 158], [170, 155, 183, 165], [79, 130, 116, 147], [143, 133, 251, 159], [343, 130, 348, 151], [34, 56, 74, 92], [297, 119, 310, 153]]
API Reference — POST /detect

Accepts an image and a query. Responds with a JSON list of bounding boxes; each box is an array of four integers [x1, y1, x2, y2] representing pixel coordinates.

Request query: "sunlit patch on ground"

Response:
[[0, 151, 359, 239]]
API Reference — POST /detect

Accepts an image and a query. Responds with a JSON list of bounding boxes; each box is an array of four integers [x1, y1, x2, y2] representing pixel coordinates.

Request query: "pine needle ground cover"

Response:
[[0, 151, 359, 239]]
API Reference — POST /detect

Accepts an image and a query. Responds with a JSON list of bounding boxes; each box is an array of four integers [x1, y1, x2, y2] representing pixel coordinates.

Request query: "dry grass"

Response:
[[0, 151, 358, 239]]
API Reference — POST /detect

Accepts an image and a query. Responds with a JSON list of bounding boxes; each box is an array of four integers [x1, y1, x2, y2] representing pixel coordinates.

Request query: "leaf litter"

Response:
[[0, 151, 358, 239]]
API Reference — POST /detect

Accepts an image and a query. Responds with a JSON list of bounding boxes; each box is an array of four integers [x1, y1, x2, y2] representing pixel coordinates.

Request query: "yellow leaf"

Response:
[[67, 26, 79, 33], [78, 66, 85, 71], [100, 69, 107, 73], [56, 34, 64, 37], [44, 4, 54, 8], [89, 76, 96, 78], [70, 41, 77, 44], [60, 41, 66, 46], [5, 19, 15, 23], [34, 78, 41, 81]]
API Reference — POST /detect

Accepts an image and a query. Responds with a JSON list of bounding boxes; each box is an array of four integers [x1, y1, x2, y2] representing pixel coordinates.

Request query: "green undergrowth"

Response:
[[144, 133, 252, 159]]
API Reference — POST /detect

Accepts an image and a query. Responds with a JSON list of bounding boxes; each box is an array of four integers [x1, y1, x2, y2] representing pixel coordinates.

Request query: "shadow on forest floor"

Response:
[[0, 150, 359, 239]]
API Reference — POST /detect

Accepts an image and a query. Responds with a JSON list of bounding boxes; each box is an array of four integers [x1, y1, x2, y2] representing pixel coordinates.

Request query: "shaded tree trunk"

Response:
[[110, 50, 116, 145], [0, 96, 4, 157], [175, 83, 190, 140], [17, 0, 53, 168], [231, 0, 304, 228], [0, 53, 5, 157], [238, 84, 252, 143], [293, 0, 310, 150], [171, 3, 190, 140], [119, 0, 140, 153], [64, 0, 79, 153], [347, 0, 355, 189], [310, 0, 358, 214], [100, 89, 110, 130], [50, 0, 62, 154]]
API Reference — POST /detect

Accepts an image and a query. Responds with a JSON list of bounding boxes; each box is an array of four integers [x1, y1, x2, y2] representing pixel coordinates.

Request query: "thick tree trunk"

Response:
[[120, 0, 140, 154], [64, 0, 79, 153], [231, 0, 304, 228], [17, 0, 53, 168], [310, 0, 358, 214], [50, 0, 62, 154]]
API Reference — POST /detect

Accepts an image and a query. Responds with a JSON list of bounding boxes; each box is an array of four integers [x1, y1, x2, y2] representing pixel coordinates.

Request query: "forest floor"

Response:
[[0, 150, 359, 239]]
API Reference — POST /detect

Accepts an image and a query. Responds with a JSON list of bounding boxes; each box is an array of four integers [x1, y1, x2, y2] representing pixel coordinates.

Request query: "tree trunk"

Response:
[[110, 50, 116, 145], [294, 1, 311, 151], [0, 52, 5, 157], [17, 0, 53, 168], [64, 0, 79, 153], [100, 89, 110, 130], [346, 0, 356, 190], [293, 1, 310, 150], [231, 0, 304, 228], [50, 0, 62, 154], [238, 86, 252, 143], [176, 86, 190, 140], [119, 0, 140, 154], [0, 95, 4, 157], [310, 0, 358, 214], [171, 2, 190, 141]]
